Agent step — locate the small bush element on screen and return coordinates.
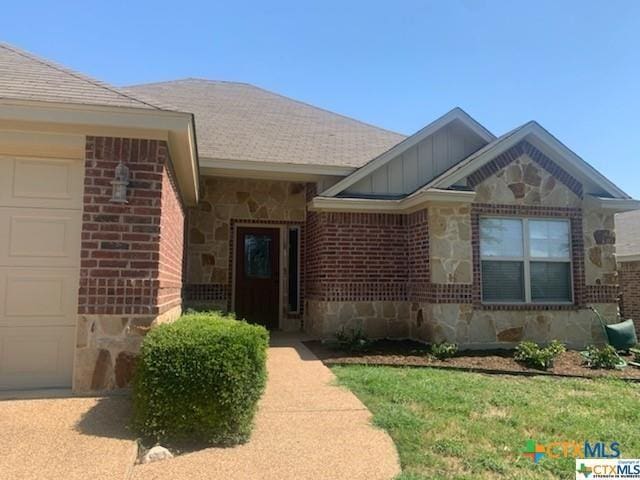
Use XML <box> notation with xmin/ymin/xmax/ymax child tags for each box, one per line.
<box><xmin>133</xmin><ymin>311</ymin><xmax>268</xmax><ymax>446</ymax></box>
<box><xmin>514</xmin><ymin>340</ymin><xmax>566</xmax><ymax>370</ymax></box>
<box><xmin>582</xmin><ymin>345</ymin><xmax>624</xmax><ymax>370</ymax></box>
<box><xmin>430</xmin><ymin>342</ymin><xmax>458</xmax><ymax>360</ymax></box>
<box><xmin>335</xmin><ymin>326</ymin><xmax>371</xmax><ymax>352</ymax></box>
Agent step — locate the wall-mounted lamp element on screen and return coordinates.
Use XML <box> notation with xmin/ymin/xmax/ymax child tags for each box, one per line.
<box><xmin>110</xmin><ymin>162</ymin><xmax>130</xmax><ymax>203</ymax></box>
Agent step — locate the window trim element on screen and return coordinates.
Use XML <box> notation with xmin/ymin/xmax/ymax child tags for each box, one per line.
<box><xmin>480</xmin><ymin>216</ymin><xmax>574</xmax><ymax>305</ymax></box>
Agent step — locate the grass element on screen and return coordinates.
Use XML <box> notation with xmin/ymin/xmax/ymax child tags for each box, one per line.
<box><xmin>332</xmin><ymin>365</ymin><xmax>640</xmax><ymax>480</ymax></box>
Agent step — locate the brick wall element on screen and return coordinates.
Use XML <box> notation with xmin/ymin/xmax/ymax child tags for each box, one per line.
<box><xmin>305</xmin><ymin>211</ymin><xmax>409</xmax><ymax>302</ymax></box>
<box><xmin>158</xmin><ymin>161</ymin><xmax>185</xmax><ymax>314</ymax></box>
<box><xmin>79</xmin><ymin>137</ymin><xmax>184</xmax><ymax>316</ymax></box>
<box><xmin>619</xmin><ymin>260</ymin><xmax>640</xmax><ymax>331</ymax></box>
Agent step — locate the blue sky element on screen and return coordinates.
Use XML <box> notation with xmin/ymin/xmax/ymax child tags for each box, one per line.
<box><xmin>3</xmin><ymin>1</ymin><xmax>639</xmax><ymax>197</ymax></box>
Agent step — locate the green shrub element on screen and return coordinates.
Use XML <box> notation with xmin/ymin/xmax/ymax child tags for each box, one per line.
<box><xmin>430</xmin><ymin>342</ymin><xmax>458</xmax><ymax>360</ymax></box>
<box><xmin>335</xmin><ymin>326</ymin><xmax>371</xmax><ymax>352</ymax></box>
<box><xmin>582</xmin><ymin>345</ymin><xmax>624</xmax><ymax>370</ymax></box>
<box><xmin>133</xmin><ymin>311</ymin><xmax>268</xmax><ymax>446</ymax></box>
<box><xmin>514</xmin><ymin>340</ymin><xmax>566</xmax><ymax>370</ymax></box>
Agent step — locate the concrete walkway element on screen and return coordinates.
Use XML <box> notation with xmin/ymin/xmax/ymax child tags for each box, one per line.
<box><xmin>0</xmin><ymin>393</ymin><xmax>137</xmax><ymax>480</ymax></box>
<box><xmin>132</xmin><ymin>333</ymin><xmax>401</xmax><ymax>480</ymax></box>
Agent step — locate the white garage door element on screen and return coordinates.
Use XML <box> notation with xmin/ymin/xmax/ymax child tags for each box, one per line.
<box><xmin>0</xmin><ymin>155</ymin><xmax>83</xmax><ymax>389</ymax></box>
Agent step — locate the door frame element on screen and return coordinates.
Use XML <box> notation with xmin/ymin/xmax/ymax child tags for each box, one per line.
<box><xmin>231</xmin><ymin>223</ymin><xmax>286</xmax><ymax>329</ymax></box>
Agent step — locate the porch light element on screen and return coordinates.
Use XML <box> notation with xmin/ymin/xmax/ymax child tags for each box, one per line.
<box><xmin>110</xmin><ymin>162</ymin><xmax>130</xmax><ymax>203</ymax></box>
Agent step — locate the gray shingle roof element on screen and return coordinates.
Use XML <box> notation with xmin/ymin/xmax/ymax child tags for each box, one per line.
<box><xmin>616</xmin><ymin>210</ymin><xmax>640</xmax><ymax>257</ymax></box>
<box><xmin>0</xmin><ymin>43</ymin><xmax>160</xmax><ymax>110</ymax></box>
<box><xmin>126</xmin><ymin>79</ymin><xmax>406</xmax><ymax>168</ymax></box>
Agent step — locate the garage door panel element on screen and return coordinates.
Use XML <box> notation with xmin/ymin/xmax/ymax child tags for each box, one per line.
<box><xmin>0</xmin><ymin>326</ymin><xmax>74</xmax><ymax>389</ymax></box>
<box><xmin>0</xmin><ymin>268</ymin><xmax>78</xmax><ymax>326</ymax></box>
<box><xmin>0</xmin><ymin>153</ymin><xmax>82</xmax><ymax>390</ymax></box>
<box><xmin>0</xmin><ymin>156</ymin><xmax>83</xmax><ymax>209</ymax></box>
<box><xmin>0</xmin><ymin>208</ymin><xmax>81</xmax><ymax>267</ymax></box>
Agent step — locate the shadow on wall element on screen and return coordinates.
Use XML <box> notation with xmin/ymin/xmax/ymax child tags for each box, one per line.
<box><xmin>74</xmin><ymin>396</ymin><xmax>135</xmax><ymax>441</ymax></box>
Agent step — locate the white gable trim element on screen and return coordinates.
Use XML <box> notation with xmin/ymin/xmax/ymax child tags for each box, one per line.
<box><xmin>319</xmin><ymin>107</ymin><xmax>495</xmax><ymax>198</ymax></box>
<box><xmin>430</xmin><ymin>122</ymin><xmax>630</xmax><ymax>199</ymax></box>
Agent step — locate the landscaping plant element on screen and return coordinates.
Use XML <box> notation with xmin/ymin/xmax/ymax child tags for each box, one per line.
<box><xmin>335</xmin><ymin>326</ymin><xmax>371</xmax><ymax>352</ymax></box>
<box><xmin>429</xmin><ymin>342</ymin><xmax>458</xmax><ymax>360</ymax></box>
<box><xmin>133</xmin><ymin>311</ymin><xmax>268</xmax><ymax>446</ymax></box>
<box><xmin>514</xmin><ymin>340</ymin><xmax>565</xmax><ymax>370</ymax></box>
<box><xmin>582</xmin><ymin>345</ymin><xmax>626</xmax><ymax>370</ymax></box>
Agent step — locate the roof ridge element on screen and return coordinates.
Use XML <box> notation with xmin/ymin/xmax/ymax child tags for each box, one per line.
<box><xmin>127</xmin><ymin>78</ymin><xmax>254</xmax><ymax>88</ymax></box>
<box><xmin>0</xmin><ymin>42</ymin><xmax>162</xmax><ymax>110</ymax></box>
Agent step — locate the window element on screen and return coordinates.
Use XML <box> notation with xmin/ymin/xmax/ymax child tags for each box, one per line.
<box><xmin>244</xmin><ymin>234</ymin><xmax>273</xmax><ymax>278</ymax></box>
<box><xmin>480</xmin><ymin>218</ymin><xmax>572</xmax><ymax>303</ymax></box>
<box><xmin>287</xmin><ymin>227</ymin><xmax>300</xmax><ymax>313</ymax></box>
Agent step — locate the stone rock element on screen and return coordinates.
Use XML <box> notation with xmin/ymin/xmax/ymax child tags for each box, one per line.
<box><xmin>382</xmin><ymin>302</ymin><xmax>396</xmax><ymax>318</ymax></box>
<box><xmin>236</xmin><ymin>191</ymin><xmax>250</xmax><ymax>203</ymax></box>
<box><xmin>355</xmin><ymin>302</ymin><xmax>374</xmax><ymax>317</ymax></box>
<box><xmin>508</xmin><ymin>182</ymin><xmax>526</xmax><ymax>199</ymax></box>
<box><xmin>142</xmin><ymin>446</ymin><xmax>174</xmax><ymax>464</ymax></box>
<box><xmin>99</xmin><ymin>317</ymin><xmax>127</xmax><ymax>336</ymax></box>
<box><xmin>91</xmin><ymin>349</ymin><xmax>113</xmax><ymax>390</ymax></box>
<box><xmin>202</xmin><ymin>254</ymin><xmax>215</xmax><ymax>266</ymax></box>
<box><xmin>214</xmin><ymin>225</ymin><xmax>228</xmax><ymax>241</ymax></box>
<box><xmin>197</xmin><ymin>201</ymin><xmax>212</xmax><ymax>212</ymax></box>
<box><xmin>593</xmin><ymin>229</ymin><xmax>615</xmax><ymax>245</ymax></box>
<box><xmin>497</xmin><ymin>327</ymin><xmax>523</xmax><ymax>342</ymax></box>
<box><xmin>453</xmin><ymin>261</ymin><xmax>471</xmax><ymax>283</ymax></box>
<box><xmin>523</xmin><ymin>163</ymin><xmax>542</xmax><ymax>186</ymax></box>
<box><xmin>115</xmin><ymin>352</ymin><xmax>137</xmax><ymax>388</ymax></box>
<box><xmin>505</xmin><ymin>164</ymin><xmax>522</xmax><ymax>183</ymax></box>
<box><xmin>541</xmin><ymin>176</ymin><xmax>556</xmax><ymax>195</ymax></box>
<box><xmin>588</xmin><ymin>246</ymin><xmax>602</xmax><ymax>268</ymax></box>
<box><xmin>190</xmin><ymin>228</ymin><xmax>205</xmax><ymax>244</ymax></box>
<box><xmin>214</xmin><ymin>205</ymin><xmax>230</xmax><ymax>220</ymax></box>
<box><xmin>524</xmin><ymin>190</ymin><xmax>541</xmax><ymax>205</ymax></box>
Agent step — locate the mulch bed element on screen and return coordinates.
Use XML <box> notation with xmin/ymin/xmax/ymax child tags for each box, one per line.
<box><xmin>304</xmin><ymin>340</ymin><xmax>640</xmax><ymax>381</ymax></box>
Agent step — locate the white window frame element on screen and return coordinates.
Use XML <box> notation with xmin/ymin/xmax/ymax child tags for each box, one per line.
<box><xmin>480</xmin><ymin>217</ymin><xmax>573</xmax><ymax>305</ymax></box>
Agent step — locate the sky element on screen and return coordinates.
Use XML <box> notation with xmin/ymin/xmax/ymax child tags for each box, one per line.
<box><xmin>2</xmin><ymin>1</ymin><xmax>640</xmax><ymax>197</ymax></box>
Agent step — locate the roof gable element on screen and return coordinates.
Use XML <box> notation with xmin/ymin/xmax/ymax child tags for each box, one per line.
<box><xmin>0</xmin><ymin>43</ymin><xmax>159</xmax><ymax>110</ymax></box>
<box><xmin>423</xmin><ymin>121</ymin><xmax>629</xmax><ymax>199</ymax></box>
<box><xmin>321</xmin><ymin>108</ymin><xmax>495</xmax><ymax>197</ymax></box>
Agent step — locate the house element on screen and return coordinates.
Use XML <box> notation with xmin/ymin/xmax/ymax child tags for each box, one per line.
<box><xmin>616</xmin><ymin>210</ymin><xmax>640</xmax><ymax>331</ymax></box>
<box><xmin>0</xmin><ymin>43</ymin><xmax>638</xmax><ymax>392</ymax></box>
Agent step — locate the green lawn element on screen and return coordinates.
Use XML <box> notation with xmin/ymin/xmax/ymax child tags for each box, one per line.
<box><xmin>332</xmin><ymin>365</ymin><xmax>640</xmax><ymax>480</ymax></box>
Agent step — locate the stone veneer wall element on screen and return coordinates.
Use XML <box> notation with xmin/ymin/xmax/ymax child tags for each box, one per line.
<box><xmin>619</xmin><ymin>260</ymin><xmax>640</xmax><ymax>333</ymax></box>
<box><xmin>408</xmin><ymin>141</ymin><xmax>618</xmax><ymax>348</ymax></box>
<box><xmin>184</xmin><ymin>176</ymin><xmax>306</xmax><ymax>329</ymax></box>
<box><xmin>74</xmin><ymin>137</ymin><xmax>184</xmax><ymax>391</ymax></box>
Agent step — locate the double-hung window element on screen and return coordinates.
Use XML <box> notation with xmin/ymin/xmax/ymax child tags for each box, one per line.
<box><xmin>480</xmin><ymin>217</ymin><xmax>572</xmax><ymax>303</ymax></box>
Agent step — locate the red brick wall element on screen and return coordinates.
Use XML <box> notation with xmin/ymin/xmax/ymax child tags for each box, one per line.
<box><xmin>79</xmin><ymin>137</ymin><xmax>184</xmax><ymax>316</ymax></box>
<box><xmin>158</xmin><ymin>162</ymin><xmax>185</xmax><ymax>314</ymax></box>
<box><xmin>305</xmin><ymin>211</ymin><xmax>409</xmax><ymax>301</ymax></box>
<box><xmin>619</xmin><ymin>260</ymin><xmax>640</xmax><ymax>331</ymax></box>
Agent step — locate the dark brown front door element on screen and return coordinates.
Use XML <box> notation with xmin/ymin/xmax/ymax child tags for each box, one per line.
<box><xmin>235</xmin><ymin>227</ymin><xmax>280</xmax><ymax>329</ymax></box>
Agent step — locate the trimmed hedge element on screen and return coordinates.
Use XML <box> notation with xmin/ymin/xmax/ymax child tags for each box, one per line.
<box><xmin>133</xmin><ymin>311</ymin><xmax>268</xmax><ymax>445</ymax></box>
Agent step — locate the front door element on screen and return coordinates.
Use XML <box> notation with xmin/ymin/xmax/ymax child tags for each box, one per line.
<box><xmin>235</xmin><ymin>227</ymin><xmax>280</xmax><ymax>329</ymax></box>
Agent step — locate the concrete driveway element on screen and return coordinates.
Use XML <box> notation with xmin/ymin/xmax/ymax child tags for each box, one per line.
<box><xmin>0</xmin><ymin>393</ymin><xmax>137</xmax><ymax>480</ymax></box>
<box><xmin>0</xmin><ymin>334</ymin><xmax>400</xmax><ymax>480</ymax></box>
